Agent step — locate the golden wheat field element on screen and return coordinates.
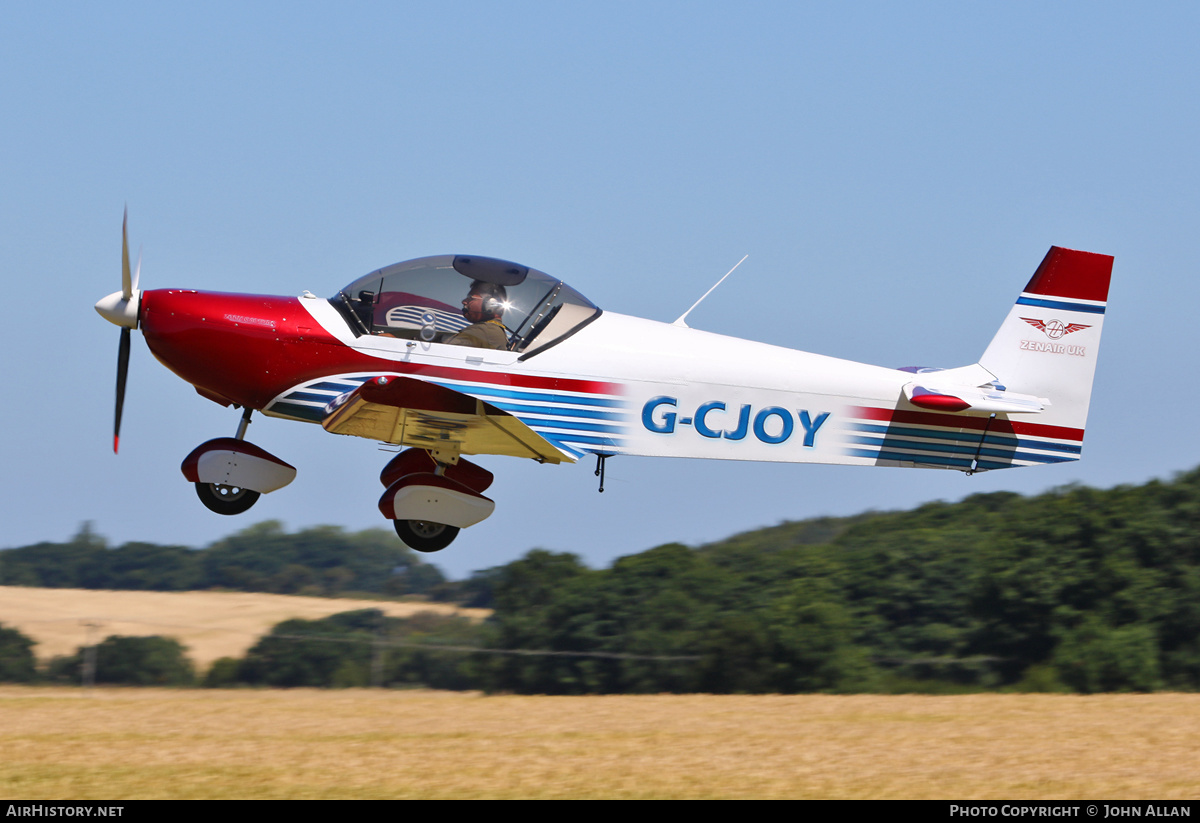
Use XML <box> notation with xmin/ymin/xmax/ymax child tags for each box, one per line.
<box><xmin>0</xmin><ymin>586</ymin><xmax>487</xmax><ymax>667</ymax></box>
<box><xmin>1</xmin><ymin>687</ymin><xmax>1198</xmax><ymax>799</ymax></box>
<box><xmin>2</xmin><ymin>588</ymin><xmax>1199</xmax><ymax>798</ymax></box>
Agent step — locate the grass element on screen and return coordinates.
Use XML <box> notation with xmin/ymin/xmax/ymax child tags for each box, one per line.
<box><xmin>2</xmin><ymin>688</ymin><xmax>1198</xmax><ymax>799</ymax></box>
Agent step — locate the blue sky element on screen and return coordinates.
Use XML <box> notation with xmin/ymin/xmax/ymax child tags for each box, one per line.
<box><xmin>3</xmin><ymin>2</ymin><xmax>1198</xmax><ymax>578</ymax></box>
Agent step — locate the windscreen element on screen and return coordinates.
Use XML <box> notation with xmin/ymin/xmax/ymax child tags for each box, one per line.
<box><xmin>333</xmin><ymin>255</ymin><xmax>599</xmax><ymax>353</ymax></box>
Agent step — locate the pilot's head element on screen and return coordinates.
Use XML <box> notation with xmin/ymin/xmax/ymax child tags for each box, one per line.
<box><xmin>462</xmin><ymin>280</ymin><xmax>507</xmax><ymax>323</ymax></box>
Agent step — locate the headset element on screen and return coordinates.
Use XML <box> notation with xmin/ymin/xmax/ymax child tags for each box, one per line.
<box><xmin>468</xmin><ymin>280</ymin><xmax>507</xmax><ymax>320</ymax></box>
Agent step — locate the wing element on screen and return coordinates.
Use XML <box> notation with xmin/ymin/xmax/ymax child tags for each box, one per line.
<box><xmin>321</xmin><ymin>375</ymin><xmax>570</xmax><ymax>463</ymax></box>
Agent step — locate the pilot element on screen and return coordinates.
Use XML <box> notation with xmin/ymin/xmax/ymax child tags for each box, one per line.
<box><xmin>445</xmin><ymin>280</ymin><xmax>510</xmax><ymax>350</ymax></box>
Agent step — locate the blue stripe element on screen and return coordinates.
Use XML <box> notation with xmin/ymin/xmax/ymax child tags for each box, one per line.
<box><xmin>286</xmin><ymin>391</ymin><xmax>344</xmax><ymax>404</ymax></box>
<box><xmin>846</xmin><ymin>422</ymin><xmax>1082</xmax><ymax>455</ymax></box>
<box><xmin>1006</xmin><ymin>451</ymin><xmax>1076</xmax><ymax>464</ymax></box>
<box><xmin>308</xmin><ymin>378</ymin><xmax>370</xmax><ymax>392</ymax></box>
<box><xmin>1016</xmin><ymin>296</ymin><xmax>1106</xmax><ymax>315</ymax></box>
<box><xmin>844</xmin><ymin>447</ymin><xmax>975</xmax><ymax>469</ymax></box>
<box><xmin>847</xmin><ymin>439</ymin><xmax>1077</xmax><ymax>466</ymax></box>
<box><xmin>538</xmin><ymin>432</ymin><xmax>624</xmax><ymax>448</ymax></box>
<box><xmin>540</xmin><ymin>437</ymin><xmax>584</xmax><ymax>458</ymax></box>
<box><xmin>975</xmin><ymin>459</ymin><xmax>1023</xmax><ymax>470</ymax></box>
<box><xmin>269</xmin><ymin>401</ymin><xmax>326</xmax><ymax>422</ymax></box>
<box><xmin>490</xmin><ymin>401</ymin><xmax>628</xmax><ymax>421</ymax></box>
<box><xmin>297</xmin><ymin>376</ymin><xmax>625</xmax><ymax>410</ymax></box>
<box><xmin>845</xmin><ymin>434</ymin><xmax>994</xmax><ymax>457</ymax></box>
<box><xmin>848</xmin><ymin>422</ymin><xmax>1016</xmax><ymax>448</ymax></box>
<box><xmin>974</xmin><ymin>455</ymin><xmax>1072</xmax><ymax>469</ymax></box>
<box><xmin>845</xmin><ymin>446</ymin><xmax>1070</xmax><ymax>469</ymax></box>
<box><xmin>516</xmin><ymin>417</ymin><xmax>625</xmax><ymax>435</ymax></box>
<box><xmin>434</xmin><ymin>382</ymin><xmax>624</xmax><ymax>408</ymax></box>
<box><xmin>536</xmin><ymin>431</ymin><xmax>625</xmax><ymax>458</ymax></box>
<box><xmin>1005</xmin><ymin>438</ymin><xmax>1081</xmax><ymax>455</ymax></box>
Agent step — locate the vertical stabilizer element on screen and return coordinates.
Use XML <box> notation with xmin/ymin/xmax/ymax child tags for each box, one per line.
<box><xmin>979</xmin><ymin>247</ymin><xmax>1113</xmax><ymax>434</ymax></box>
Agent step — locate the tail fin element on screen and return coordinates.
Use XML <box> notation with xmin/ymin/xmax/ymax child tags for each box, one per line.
<box><xmin>978</xmin><ymin>246</ymin><xmax>1113</xmax><ymax>435</ymax></box>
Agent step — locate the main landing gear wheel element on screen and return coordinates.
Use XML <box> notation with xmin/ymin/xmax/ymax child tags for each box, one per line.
<box><xmin>393</xmin><ymin>519</ymin><xmax>459</xmax><ymax>552</ymax></box>
<box><xmin>195</xmin><ymin>482</ymin><xmax>261</xmax><ymax>515</ymax></box>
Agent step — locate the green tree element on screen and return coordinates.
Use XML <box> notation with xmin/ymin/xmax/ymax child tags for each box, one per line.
<box><xmin>1053</xmin><ymin>617</ymin><xmax>1162</xmax><ymax>693</ymax></box>
<box><xmin>766</xmin><ymin>580</ymin><xmax>876</xmax><ymax>692</ymax></box>
<box><xmin>89</xmin><ymin>636</ymin><xmax>195</xmax><ymax>686</ymax></box>
<box><xmin>202</xmin><ymin>521</ymin><xmax>443</xmax><ymax>594</ymax></box>
<box><xmin>238</xmin><ymin>610</ymin><xmax>382</xmax><ymax>687</ymax></box>
<box><xmin>697</xmin><ymin>615</ymin><xmax>774</xmax><ymax>693</ymax></box>
<box><xmin>0</xmin><ymin>623</ymin><xmax>37</xmax><ymax>683</ymax></box>
<box><xmin>482</xmin><ymin>550</ymin><xmax>595</xmax><ymax>693</ymax></box>
<box><xmin>202</xmin><ymin>657</ymin><xmax>241</xmax><ymax>688</ymax></box>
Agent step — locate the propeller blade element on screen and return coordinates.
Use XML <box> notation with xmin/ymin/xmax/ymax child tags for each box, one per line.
<box><xmin>114</xmin><ymin>327</ymin><xmax>130</xmax><ymax>453</ymax></box>
<box><xmin>121</xmin><ymin>209</ymin><xmax>132</xmax><ymax>300</ymax></box>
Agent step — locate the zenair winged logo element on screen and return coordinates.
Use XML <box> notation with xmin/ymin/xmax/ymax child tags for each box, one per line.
<box><xmin>1021</xmin><ymin>317</ymin><xmax>1091</xmax><ymax>340</ymax></box>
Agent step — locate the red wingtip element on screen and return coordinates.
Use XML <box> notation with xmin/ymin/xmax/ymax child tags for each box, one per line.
<box><xmin>1023</xmin><ymin>246</ymin><xmax>1113</xmax><ymax>302</ymax></box>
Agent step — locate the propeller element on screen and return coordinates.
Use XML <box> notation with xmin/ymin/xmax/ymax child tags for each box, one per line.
<box><xmin>95</xmin><ymin>210</ymin><xmax>142</xmax><ymax>453</ymax></box>
<box><xmin>113</xmin><ymin>330</ymin><xmax>129</xmax><ymax>451</ymax></box>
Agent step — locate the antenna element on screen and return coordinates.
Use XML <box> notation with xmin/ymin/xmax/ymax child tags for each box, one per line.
<box><xmin>672</xmin><ymin>254</ymin><xmax>749</xmax><ymax>327</ymax></box>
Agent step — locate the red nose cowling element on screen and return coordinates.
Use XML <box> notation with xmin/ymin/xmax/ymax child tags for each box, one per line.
<box><xmin>139</xmin><ymin>289</ymin><xmax>357</xmax><ymax>409</ymax></box>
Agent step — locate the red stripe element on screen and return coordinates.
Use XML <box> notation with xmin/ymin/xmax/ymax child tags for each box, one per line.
<box><xmin>142</xmin><ymin>288</ymin><xmax>624</xmax><ymax>408</ymax></box>
<box><xmin>1023</xmin><ymin>246</ymin><xmax>1113</xmax><ymax>303</ymax></box>
<box><xmin>385</xmin><ymin>360</ymin><xmax>623</xmax><ymax>396</ymax></box>
<box><xmin>850</xmin><ymin>406</ymin><xmax>1084</xmax><ymax>441</ymax></box>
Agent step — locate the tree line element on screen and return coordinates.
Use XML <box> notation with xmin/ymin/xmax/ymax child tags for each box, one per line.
<box><xmin>0</xmin><ymin>520</ymin><xmax>446</xmax><ymax>597</ymax></box>
<box><xmin>4</xmin><ymin>466</ymin><xmax>1200</xmax><ymax>693</ymax></box>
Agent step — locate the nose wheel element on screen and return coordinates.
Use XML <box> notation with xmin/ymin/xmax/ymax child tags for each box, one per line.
<box><xmin>393</xmin><ymin>519</ymin><xmax>459</xmax><ymax>552</ymax></box>
<box><xmin>195</xmin><ymin>482</ymin><xmax>261</xmax><ymax>515</ymax></box>
<box><xmin>183</xmin><ymin>410</ymin><xmax>296</xmax><ymax>517</ymax></box>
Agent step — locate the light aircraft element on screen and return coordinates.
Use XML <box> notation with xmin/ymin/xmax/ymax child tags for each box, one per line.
<box><xmin>96</xmin><ymin>214</ymin><xmax>1113</xmax><ymax>552</ymax></box>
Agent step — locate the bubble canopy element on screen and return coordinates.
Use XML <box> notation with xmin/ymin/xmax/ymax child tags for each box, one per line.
<box><xmin>332</xmin><ymin>255</ymin><xmax>601</xmax><ymax>354</ymax></box>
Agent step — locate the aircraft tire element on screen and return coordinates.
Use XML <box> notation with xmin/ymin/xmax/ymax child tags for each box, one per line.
<box><xmin>393</xmin><ymin>519</ymin><xmax>459</xmax><ymax>552</ymax></box>
<box><xmin>194</xmin><ymin>482</ymin><xmax>261</xmax><ymax>515</ymax></box>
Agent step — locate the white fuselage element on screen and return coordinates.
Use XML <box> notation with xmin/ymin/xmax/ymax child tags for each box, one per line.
<box><xmin>279</xmin><ymin>296</ymin><xmax>944</xmax><ymax>468</ymax></box>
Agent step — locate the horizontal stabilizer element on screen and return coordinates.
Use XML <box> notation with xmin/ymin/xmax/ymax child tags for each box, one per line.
<box><xmin>904</xmin><ymin>382</ymin><xmax>1048</xmax><ymax>414</ymax></box>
